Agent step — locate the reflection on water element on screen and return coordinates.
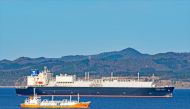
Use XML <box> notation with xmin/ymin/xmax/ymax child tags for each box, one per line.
<box><xmin>0</xmin><ymin>88</ymin><xmax>190</xmax><ymax>109</ymax></box>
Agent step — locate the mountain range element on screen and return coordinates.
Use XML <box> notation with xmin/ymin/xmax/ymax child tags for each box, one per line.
<box><xmin>0</xmin><ymin>48</ymin><xmax>190</xmax><ymax>86</ymax></box>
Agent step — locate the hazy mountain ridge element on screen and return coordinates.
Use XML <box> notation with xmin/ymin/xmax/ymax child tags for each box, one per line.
<box><xmin>0</xmin><ymin>48</ymin><xmax>190</xmax><ymax>85</ymax></box>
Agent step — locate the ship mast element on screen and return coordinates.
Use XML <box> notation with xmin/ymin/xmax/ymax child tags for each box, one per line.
<box><xmin>52</xmin><ymin>95</ymin><xmax>54</xmax><ymax>101</ymax></box>
<box><xmin>111</xmin><ymin>72</ymin><xmax>113</xmax><ymax>79</ymax></box>
<box><xmin>77</xmin><ymin>93</ymin><xmax>80</xmax><ymax>103</ymax></box>
<box><xmin>85</xmin><ymin>72</ymin><xmax>90</xmax><ymax>80</ymax></box>
<box><xmin>33</xmin><ymin>88</ymin><xmax>36</xmax><ymax>96</ymax></box>
<box><xmin>152</xmin><ymin>73</ymin><xmax>155</xmax><ymax>82</ymax></box>
<box><xmin>137</xmin><ymin>72</ymin><xmax>140</xmax><ymax>82</ymax></box>
<box><xmin>69</xmin><ymin>95</ymin><xmax>72</xmax><ymax>101</ymax></box>
<box><xmin>85</xmin><ymin>72</ymin><xmax>87</xmax><ymax>80</ymax></box>
<box><xmin>87</xmin><ymin>72</ymin><xmax>90</xmax><ymax>80</ymax></box>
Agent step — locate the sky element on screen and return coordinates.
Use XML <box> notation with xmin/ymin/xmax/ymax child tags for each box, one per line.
<box><xmin>0</xmin><ymin>0</ymin><xmax>190</xmax><ymax>60</ymax></box>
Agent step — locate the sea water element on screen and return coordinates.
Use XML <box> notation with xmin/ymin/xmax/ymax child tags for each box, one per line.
<box><xmin>0</xmin><ymin>88</ymin><xmax>190</xmax><ymax>109</ymax></box>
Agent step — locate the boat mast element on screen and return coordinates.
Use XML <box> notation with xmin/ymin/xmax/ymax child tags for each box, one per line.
<box><xmin>70</xmin><ymin>95</ymin><xmax>72</xmax><ymax>101</ymax></box>
<box><xmin>33</xmin><ymin>88</ymin><xmax>36</xmax><ymax>96</ymax></box>
<box><xmin>77</xmin><ymin>93</ymin><xmax>80</xmax><ymax>103</ymax></box>
<box><xmin>52</xmin><ymin>95</ymin><xmax>54</xmax><ymax>101</ymax></box>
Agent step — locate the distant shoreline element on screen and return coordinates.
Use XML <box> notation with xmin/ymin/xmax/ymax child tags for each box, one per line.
<box><xmin>0</xmin><ymin>86</ymin><xmax>19</xmax><ymax>88</ymax></box>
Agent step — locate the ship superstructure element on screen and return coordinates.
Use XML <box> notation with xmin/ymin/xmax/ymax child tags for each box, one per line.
<box><xmin>27</xmin><ymin>67</ymin><xmax>52</xmax><ymax>86</ymax></box>
<box><xmin>16</xmin><ymin>67</ymin><xmax>174</xmax><ymax>97</ymax></box>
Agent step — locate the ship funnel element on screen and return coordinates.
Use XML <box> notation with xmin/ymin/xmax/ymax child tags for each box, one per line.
<box><xmin>31</xmin><ymin>69</ymin><xmax>39</xmax><ymax>76</ymax></box>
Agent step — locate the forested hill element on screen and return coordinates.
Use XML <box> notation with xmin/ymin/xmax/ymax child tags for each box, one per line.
<box><xmin>0</xmin><ymin>48</ymin><xmax>190</xmax><ymax>86</ymax></box>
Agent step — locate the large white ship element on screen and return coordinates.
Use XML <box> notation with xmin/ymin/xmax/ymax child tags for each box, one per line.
<box><xmin>16</xmin><ymin>67</ymin><xmax>174</xmax><ymax>97</ymax></box>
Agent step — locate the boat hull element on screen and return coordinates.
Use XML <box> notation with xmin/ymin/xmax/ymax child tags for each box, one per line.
<box><xmin>20</xmin><ymin>102</ymin><xmax>90</xmax><ymax>108</ymax></box>
<box><xmin>16</xmin><ymin>86</ymin><xmax>174</xmax><ymax>97</ymax></box>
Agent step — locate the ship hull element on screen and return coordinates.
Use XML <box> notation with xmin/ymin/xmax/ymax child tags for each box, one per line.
<box><xmin>16</xmin><ymin>87</ymin><xmax>174</xmax><ymax>97</ymax></box>
<box><xmin>20</xmin><ymin>102</ymin><xmax>90</xmax><ymax>108</ymax></box>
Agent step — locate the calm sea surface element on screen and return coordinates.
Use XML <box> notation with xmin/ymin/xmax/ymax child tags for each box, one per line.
<box><xmin>0</xmin><ymin>88</ymin><xmax>190</xmax><ymax>109</ymax></box>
